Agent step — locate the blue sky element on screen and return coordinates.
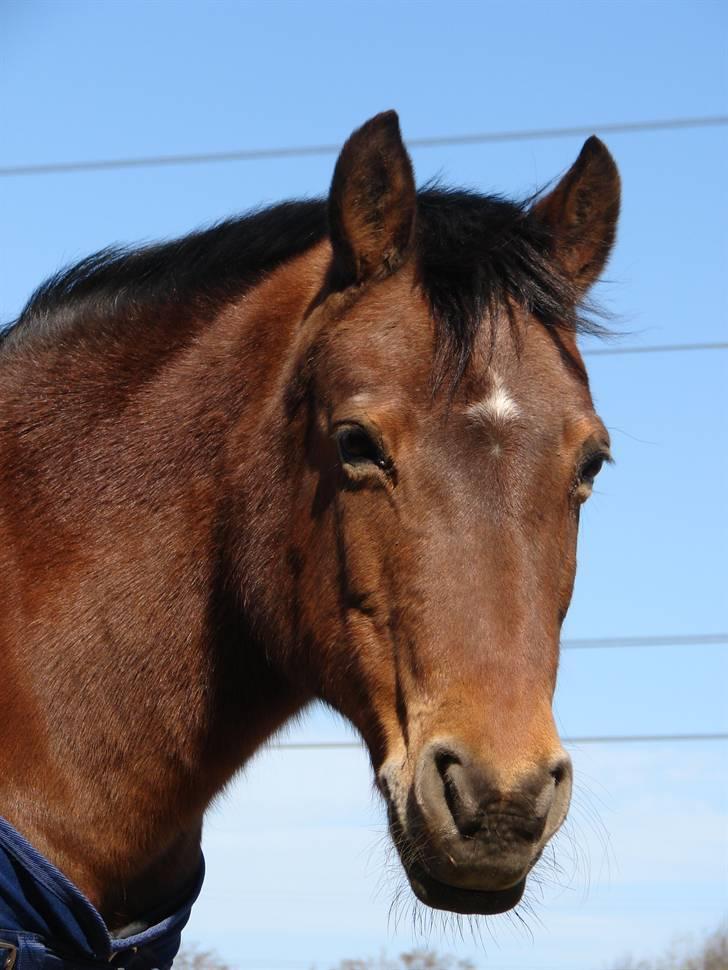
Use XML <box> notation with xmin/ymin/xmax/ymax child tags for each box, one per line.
<box><xmin>2</xmin><ymin>1</ymin><xmax>726</xmax><ymax>967</ymax></box>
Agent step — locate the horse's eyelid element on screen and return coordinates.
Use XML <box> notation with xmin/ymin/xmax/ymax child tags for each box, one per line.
<box><xmin>333</xmin><ymin>421</ymin><xmax>386</xmax><ymax>451</ymax></box>
<box><xmin>583</xmin><ymin>448</ymin><xmax>613</xmax><ymax>469</ymax></box>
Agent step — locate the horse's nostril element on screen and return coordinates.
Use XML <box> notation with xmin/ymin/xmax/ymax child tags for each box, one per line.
<box><xmin>426</xmin><ymin>745</ymin><xmax>489</xmax><ymax>839</ymax></box>
<box><xmin>549</xmin><ymin>752</ymin><xmax>572</xmax><ymax>788</ymax></box>
<box><xmin>441</xmin><ymin>769</ymin><xmax>459</xmax><ymax>823</ymax></box>
<box><xmin>434</xmin><ymin>749</ymin><xmax>461</xmax><ymax>776</ymax></box>
<box><xmin>434</xmin><ymin>750</ymin><xmax>473</xmax><ymax>834</ymax></box>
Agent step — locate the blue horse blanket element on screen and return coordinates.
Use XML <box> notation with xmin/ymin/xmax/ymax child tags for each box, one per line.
<box><xmin>0</xmin><ymin>817</ymin><xmax>204</xmax><ymax>969</ymax></box>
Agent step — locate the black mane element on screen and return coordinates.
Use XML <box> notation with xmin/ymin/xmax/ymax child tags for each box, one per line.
<box><xmin>6</xmin><ymin>187</ymin><xmax>601</xmax><ymax>376</ymax></box>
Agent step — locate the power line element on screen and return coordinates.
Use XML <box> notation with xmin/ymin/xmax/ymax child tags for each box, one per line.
<box><xmin>582</xmin><ymin>340</ymin><xmax>728</xmax><ymax>357</ymax></box>
<box><xmin>1</xmin><ymin>114</ymin><xmax>726</xmax><ymax>178</ymax></box>
<box><xmin>562</xmin><ymin>632</ymin><xmax>727</xmax><ymax>649</ymax></box>
<box><xmin>268</xmin><ymin>733</ymin><xmax>728</xmax><ymax>752</ymax></box>
<box><xmin>564</xmin><ymin>733</ymin><xmax>728</xmax><ymax>745</ymax></box>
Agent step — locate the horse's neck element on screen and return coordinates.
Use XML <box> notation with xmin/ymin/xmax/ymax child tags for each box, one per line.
<box><xmin>0</xmin><ymin>248</ymin><xmax>326</xmax><ymax>926</ymax></box>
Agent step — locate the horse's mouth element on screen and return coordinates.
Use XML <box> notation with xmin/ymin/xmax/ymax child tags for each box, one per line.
<box><xmin>405</xmin><ymin>859</ymin><xmax>527</xmax><ymax>915</ymax></box>
<box><xmin>384</xmin><ymin>794</ymin><xmax>533</xmax><ymax>916</ymax></box>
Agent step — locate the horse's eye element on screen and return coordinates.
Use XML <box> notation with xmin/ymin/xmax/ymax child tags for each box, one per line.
<box><xmin>580</xmin><ymin>454</ymin><xmax>605</xmax><ymax>486</ymax></box>
<box><xmin>574</xmin><ymin>450</ymin><xmax>610</xmax><ymax>502</ymax></box>
<box><xmin>335</xmin><ymin>425</ymin><xmax>388</xmax><ymax>471</ymax></box>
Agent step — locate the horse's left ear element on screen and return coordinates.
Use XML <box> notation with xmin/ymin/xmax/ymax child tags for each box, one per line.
<box><xmin>328</xmin><ymin>110</ymin><xmax>417</xmax><ymax>288</ymax></box>
<box><xmin>532</xmin><ymin>136</ymin><xmax>620</xmax><ymax>295</ymax></box>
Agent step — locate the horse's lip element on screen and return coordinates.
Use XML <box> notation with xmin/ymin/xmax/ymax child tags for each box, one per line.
<box><xmin>406</xmin><ymin>862</ymin><xmax>527</xmax><ymax>916</ymax></box>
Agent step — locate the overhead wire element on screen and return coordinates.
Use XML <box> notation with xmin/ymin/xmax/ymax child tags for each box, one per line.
<box><xmin>1</xmin><ymin>114</ymin><xmax>726</xmax><ymax>178</ymax></box>
<box><xmin>561</xmin><ymin>632</ymin><xmax>727</xmax><ymax>649</ymax></box>
<box><xmin>268</xmin><ymin>733</ymin><xmax>728</xmax><ymax>752</ymax></box>
<box><xmin>582</xmin><ymin>341</ymin><xmax>728</xmax><ymax>356</ymax></box>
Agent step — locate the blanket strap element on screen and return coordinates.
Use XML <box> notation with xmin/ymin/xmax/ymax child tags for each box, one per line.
<box><xmin>0</xmin><ymin>941</ymin><xmax>16</xmax><ymax>970</ymax></box>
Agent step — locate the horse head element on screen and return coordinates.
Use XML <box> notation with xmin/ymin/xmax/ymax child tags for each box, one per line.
<box><xmin>250</xmin><ymin>112</ymin><xmax>619</xmax><ymax>915</ymax></box>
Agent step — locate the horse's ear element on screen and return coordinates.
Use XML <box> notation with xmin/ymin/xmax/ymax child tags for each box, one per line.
<box><xmin>532</xmin><ymin>136</ymin><xmax>620</xmax><ymax>295</ymax></box>
<box><xmin>328</xmin><ymin>110</ymin><xmax>417</xmax><ymax>288</ymax></box>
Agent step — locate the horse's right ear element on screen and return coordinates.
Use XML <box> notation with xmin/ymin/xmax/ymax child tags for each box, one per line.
<box><xmin>328</xmin><ymin>111</ymin><xmax>417</xmax><ymax>289</ymax></box>
<box><xmin>532</xmin><ymin>136</ymin><xmax>620</xmax><ymax>296</ymax></box>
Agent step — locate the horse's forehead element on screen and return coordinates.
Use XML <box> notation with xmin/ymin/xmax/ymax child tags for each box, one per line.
<box><xmin>320</xmin><ymin>281</ymin><xmax>594</xmax><ymax>426</ymax></box>
<box><xmin>460</xmin><ymin>316</ymin><xmax>595</xmax><ymax>421</ymax></box>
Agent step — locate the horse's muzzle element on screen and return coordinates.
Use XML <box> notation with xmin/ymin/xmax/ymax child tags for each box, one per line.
<box><xmin>379</xmin><ymin>739</ymin><xmax>572</xmax><ymax>916</ymax></box>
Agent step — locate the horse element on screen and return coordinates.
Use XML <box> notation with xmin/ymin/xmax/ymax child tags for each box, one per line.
<box><xmin>0</xmin><ymin>111</ymin><xmax>619</xmax><ymax>968</ymax></box>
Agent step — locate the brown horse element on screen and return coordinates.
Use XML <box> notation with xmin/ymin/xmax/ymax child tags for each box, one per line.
<box><xmin>0</xmin><ymin>112</ymin><xmax>619</xmax><ymax>944</ymax></box>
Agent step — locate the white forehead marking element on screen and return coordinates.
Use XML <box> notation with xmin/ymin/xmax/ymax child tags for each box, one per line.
<box><xmin>466</xmin><ymin>372</ymin><xmax>520</xmax><ymax>426</ymax></box>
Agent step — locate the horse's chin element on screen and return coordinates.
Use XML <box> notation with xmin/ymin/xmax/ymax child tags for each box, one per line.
<box><xmin>404</xmin><ymin>861</ymin><xmax>527</xmax><ymax>916</ymax></box>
